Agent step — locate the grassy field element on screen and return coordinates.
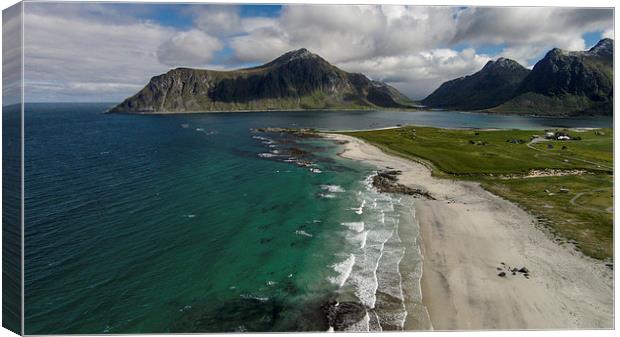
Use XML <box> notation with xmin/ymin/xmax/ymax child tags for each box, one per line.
<box><xmin>348</xmin><ymin>126</ymin><xmax>612</xmax><ymax>174</ymax></box>
<box><xmin>346</xmin><ymin>126</ymin><xmax>613</xmax><ymax>260</ymax></box>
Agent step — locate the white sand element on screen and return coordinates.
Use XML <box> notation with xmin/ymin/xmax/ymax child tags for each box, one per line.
<box><xmin>324</xmin><ymin>133</ymin><xmax>613</xmax><ymax>330</ymax></box>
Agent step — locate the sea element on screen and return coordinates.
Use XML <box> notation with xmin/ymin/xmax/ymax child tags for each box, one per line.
<box><xmin>21</xmin><ymin>103</ymin><xmax>612</xmax><ymax>334</ymax></box>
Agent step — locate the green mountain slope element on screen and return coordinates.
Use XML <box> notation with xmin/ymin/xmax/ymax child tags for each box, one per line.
<box><xmin>110</xmin><ymin>49</ymin><xmax>413</xmax><ymax>113</ymax></box>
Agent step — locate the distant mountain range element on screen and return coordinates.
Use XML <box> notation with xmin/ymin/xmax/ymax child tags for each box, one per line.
<box><xmin>110</xmin><ymin>48</ymin><xmax>413</xmax><ymax>113</ymax></box>
<box><xmin>111</xmin><ymin>39</ymin><xmax>613</xmax><ymax>116</ymax></box>
<box><xmin>422</xmin><ymin>38</ymin><xmax>613</xmax><ymax>116</ymax></box>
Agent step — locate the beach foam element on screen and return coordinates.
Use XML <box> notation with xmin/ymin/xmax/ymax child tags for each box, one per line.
<box><xmin>341</xmin><ymin>221</ymin><xmax>365</xmax><ymax>233</ymax></box>
<box><xmin>295</xmin><ymin>230</ymin><xmax>313</xmax><ymax>237</ymax></box>
<box><xmin>329</xmin><ymin>254</ymin><xmax>356</xmax><ymax>288</ymax></box>
<box><xmin>321</xmin><ymin>185</ymin><xmax>346</xmax><ymax>193</ymax></box>
<box><xmin>258</xmin><ymin>153</ymin><xmax>278</xmax><ymax>158</ymax></box>
<box><xmin>329</xmin><ymin>172</ymin><xmax>420</xmax><ymax>331</ymax></box>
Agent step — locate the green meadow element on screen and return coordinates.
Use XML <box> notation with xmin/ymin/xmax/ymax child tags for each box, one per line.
<box><xmin>346</xmin><ymin>127</ymin><xmax>613</xmax><ymax>260</ymax></box>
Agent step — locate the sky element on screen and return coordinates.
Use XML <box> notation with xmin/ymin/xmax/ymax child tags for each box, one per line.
<box><xmin>5</xmin><ymin>2</ymin><xmax>615</xmax><ymax>102</ymax></box>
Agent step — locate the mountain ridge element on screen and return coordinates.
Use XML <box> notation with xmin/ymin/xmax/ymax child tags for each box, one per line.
<box><xmin>420</xmin><ymin>57</ymin><xmax>531</xmax><ymax>111</ymax></box>
<box><xmin>423</xmin><ymin>38</ymin><xmax>613</xmax><ymax>116</ymax></box>
<box><xmin>110</xmin><ymin>48</ymin><xmax>413</xmax><ymax>113</ymax></box>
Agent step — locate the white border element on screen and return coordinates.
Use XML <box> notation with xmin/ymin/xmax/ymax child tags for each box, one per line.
<box><xmin>0</xmin><ymin>1</ymin><xmax>617</xmax><ymax>337</ymax></box>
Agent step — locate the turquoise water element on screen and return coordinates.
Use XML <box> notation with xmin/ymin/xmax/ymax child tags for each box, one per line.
<box><xmin>23</xmin><ymin>104</ymin><xmax>612</xmax><ymax>334</ymax></box>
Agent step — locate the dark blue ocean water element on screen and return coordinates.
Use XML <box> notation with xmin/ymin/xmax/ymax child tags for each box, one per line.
<box><xmin>22</xmin><ymin>103</ymin><xmax>612</xmax><ymax>334</ymax></box>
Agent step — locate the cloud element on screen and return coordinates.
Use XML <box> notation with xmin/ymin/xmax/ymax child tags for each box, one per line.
<box><xmin>231</xmin><ymin>5</ymin><xmax>458</xmax><ymax>65</ymax></box>
<box><xmin>194</xmin><ymin>5</ymin><xmax>243</xmax><ymax>37</ymax></box>
<box><xmin>453</xmin><ymin>7</ymin><xmax>612</xmax><ymax>64</ymax></box>
<box><xmin>19</xmin><ymin>3</ymin><xmax>614</xmax><ymax>102</ymax></box>
<box><xmin>157</xmin><ymin>30</ymin><xmax>223</xmax><ymax>67</ymax></box>
<box><xmin>337</xmin><ymin>48</ymin><xmax>491</xmax><ymax>99</ymax></box>
<box><xmin>602</xmin><ymin>28</ymin><xmax>614</xmax><ymax>39</ymax></box>
<box><xmin>22</xmin><ymin>3</ymin><xmax>181</xmax><ymax>102</ymax></box>
<box><xmin>227</xmin><ymin>5</ymin><xmax>612</xmax><ymax>98</ymax></box>
<box><xmin>2</xmin><ymin>3</ymin><xmax>22</xmax><ymax>105</ymax></box>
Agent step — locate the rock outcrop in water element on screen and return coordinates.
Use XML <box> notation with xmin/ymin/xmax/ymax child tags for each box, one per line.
<box><xmin>322</xmin><ymin>300</ymin><xmax>368</xmax><ymax>331</ymax></box>
<box><xmin>372</xmin><ymin>170</ymin><xmax>435</xmax><ymax>199</ymax></box>
<box><xmin>109</xmin><ymin>49</ymin><xmax>414</xmax><ymax>113</ymax></box>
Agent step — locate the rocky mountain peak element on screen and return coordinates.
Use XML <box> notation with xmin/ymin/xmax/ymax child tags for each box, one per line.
<box><xmin>587</xmin><ymin>38</ymin><xmax>613</xmax><ymax>58</ymax></box>
<box><xmin>482</xmin><ymin>57</ymin><xmax>525</xmax><ymax>72</ymax></box>
<box><xmin>268</xmin><ymin>48</ymin><xmax>321</xmax><ymax>66</ymax></box>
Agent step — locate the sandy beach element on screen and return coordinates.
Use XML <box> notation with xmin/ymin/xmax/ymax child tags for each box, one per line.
<box><xmin>324</xmin><ymin>133</ymin><xmax>613</xmax><ymax>330</ymax></box>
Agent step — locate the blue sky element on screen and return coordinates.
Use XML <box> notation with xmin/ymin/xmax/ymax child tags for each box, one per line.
<box><xmin>7</xmin><ymin>3</ymin><xmax>613</xmax><ymax>102</ymax></box>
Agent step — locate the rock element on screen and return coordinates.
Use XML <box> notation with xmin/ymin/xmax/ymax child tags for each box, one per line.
<box><xmin>288</xmin><ymin>147</ymin><xmax>311</xmax><ymax>157</ymax></box>
<box><xmin>372</xmin><ymin>170</ymin><xmax>435</xmax><ymax>199</ymax></box>
<box><xmin>322</xmin><ymin>300</ymin><xmax>368</xmax><ymax>331</ymax></box>
<box><xmin>498</xmin><ymin>272</ymin><xmax>506</xmax><ymax>277</ymax></box>
<box><xmin>518</xmin><ymin>267</ymin><xmax>529</xmax><ymax>273</ymax></box>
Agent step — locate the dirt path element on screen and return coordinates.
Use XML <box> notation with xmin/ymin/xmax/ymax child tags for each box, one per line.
<box><xmin>569</xmin><ymin>188</ymin><xmax>613</xmax><ymax>214</ymax></box>
<box><xmin>526</xmin><ymin>138</ymin><xmax>612</xmax><ymax>170</ymax></box>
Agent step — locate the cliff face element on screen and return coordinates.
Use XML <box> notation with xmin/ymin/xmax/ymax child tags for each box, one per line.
<box><xmin>423</xmin><ymin>38</ymin><xmax>614</xmax><ymax>116</ymax></box>
<box><xmin>110</xmin><ymin>49</ymin><xmax>413</xmax><ymax>113</ymax></box>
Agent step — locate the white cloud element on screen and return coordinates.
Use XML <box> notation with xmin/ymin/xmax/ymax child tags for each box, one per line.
<box><xmin>453</xmin><ymin>7</ymin><xmax>612</xmax><ymax>64</ymax></box>
<box><xmin>228</xmin><ymin>5</ymin><xmax>612</xmax><ymax>98</ymax></box>
<box><xmin>2</xmin><ymin>3</ymin><xmax>22</xmax><ymax>105</ymax></box>
<box><xmin>19</xmin><ymin>3</ymin><xmax>614</xmax><ymax>102</ymax></box>
<box><xmin>337</xmin><ymin>48</ymin><xmax>490</xmax><ymax>99</ymax></box>
<box><xmin>194</xmin><ymin>5</ymin><xmax>243</xmax><ymax>37</ymax></box>
<box><xmin>602</xmin><ymin>28</ymin><xmax>614</xmax><ymax>39</ymax></box>
<box><xmin>157</xmin><ymin>30</ymin><xmax>223</xmax><ymax>67</ymax></box>
<box><xmin>22</xmin><ymin>4</ymin><xmax>179</xmax><ymax>102</ymax></box>
<box><xmin>231</xmin><ymin>5</ymin><xmax>458</xmax><ymax>65</ymax></box>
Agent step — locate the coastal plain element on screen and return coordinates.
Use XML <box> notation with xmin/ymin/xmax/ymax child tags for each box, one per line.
<box><xmin>325</xmin><ymin>127</ymin><xmax>613</xmax><ymax>330</ymax></box>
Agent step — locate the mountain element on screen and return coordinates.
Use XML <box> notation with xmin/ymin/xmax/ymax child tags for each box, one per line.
<box><xmin>422</xmin><ymin>38</ymin><xmax>613</xmax><ymax>116</ymax></box>
<box><xmin>421</xmin><ymin>57</ymin><xmax>530</xmax><ymax>110</ymax></box>
<box><xmin>493</xmin><ymin>38</ymin><xmax>613</xmax><ymax>115</ymax></box>
<box><xmin>109</xmin><ymin>48</ymin><xmax>413</xmax><ymax>113</ymax></box>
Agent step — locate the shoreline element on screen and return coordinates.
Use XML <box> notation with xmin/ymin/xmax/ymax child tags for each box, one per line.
<box><xmin>323</xmin><ymin>133</ymin><xmax>613</xmax><ymax>330</ymax></box>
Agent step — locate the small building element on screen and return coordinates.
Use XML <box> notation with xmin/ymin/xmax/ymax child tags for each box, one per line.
<box><xmin>555</xmin><ymin>131</ymin><xmax>571</xmax><ymax>140</ymax></box>
<box><xmin>545</xmin><ymin>132</ymin><xmax>556</xmax><ymax>139</ymax></box>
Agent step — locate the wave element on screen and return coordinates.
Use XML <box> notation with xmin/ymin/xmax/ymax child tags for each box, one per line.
<box><xmin>295</xmin><ymin>230</ymin><xmax>313</xmax><ymax>237</ymax></box>
<box><xmin>321</xmin><ymin>185</ymin><xmax>345</xmax><ymax>193</ymax></box>
<box><xmin>359</xmin><ymin>231</ymin><xmax>368</xmax><ymax>249</ymax></box>
<box><xmin>258</xmin><ymin>153</ymin><xmax>278</xmax><ymax>158</ymax></box>
<box><xmin>350</xmin><ymin>199</ymin><xmax>366</xmax><ymax>215</ymax></box>
<box><xmin>329</xmin><ymin>254</ymin><xmax>356</xmax><ymax>288</ymax></box>
<box><xmin>341</xmin><ymin>221</ymin><xmax>364</xmax><ymax>233</ymax></box>
<box><xmin>239</xmin><ymin>294</ymin><xmax>269</xmax><ymax>302</ymax></box>
<box><xmin>328</xmin><ymin>172</ymin><xmax>426</xmax><ymax>331</ymax></box>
